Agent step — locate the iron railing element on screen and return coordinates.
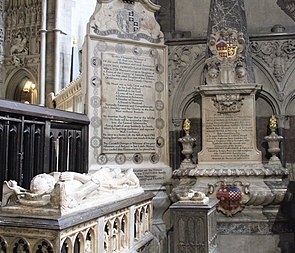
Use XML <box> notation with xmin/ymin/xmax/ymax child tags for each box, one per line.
<box><xmin>0</xmin><ymin>99</ymin><xmax>89</xmax><ymax>196</ymax></box>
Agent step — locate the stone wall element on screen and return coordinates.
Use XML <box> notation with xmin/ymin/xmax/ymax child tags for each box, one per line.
<box><xmin>2</xmin><ymin>0</ymin><xmax>42</xmax><ymax>101</ymax></box>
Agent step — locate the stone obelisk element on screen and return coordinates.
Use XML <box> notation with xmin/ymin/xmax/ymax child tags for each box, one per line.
<box><xmin>207</xmin><ymin>0</ymin><xmax>255</xmax><ymax>83</ymax></box>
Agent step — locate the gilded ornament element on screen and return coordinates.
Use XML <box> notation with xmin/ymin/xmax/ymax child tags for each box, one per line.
<box><xmin>269</xmin><ymin>115</ymin><xmax>277</xmax><ymax>129</ymax></box>
<box><xmin>183</xmin><ymin>118</ymin><xmax>191</xmax><ymax>134</ymax></box>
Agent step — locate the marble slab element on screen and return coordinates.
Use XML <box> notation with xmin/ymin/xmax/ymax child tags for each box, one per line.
<box><xmin>82</xmin><ymin>0</ymin><xmax>171</xmax><ymax>187</ymax></box>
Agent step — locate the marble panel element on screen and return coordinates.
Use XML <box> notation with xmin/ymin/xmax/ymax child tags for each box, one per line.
<box><xmin>197</xmin><ymin>84</ymin><xmax>262</xmax><ymax>164</ymax></box>
<box><xmin>83</xmin><ymin>0</ymin><xmax>171</xmax><ymax>187</ymax></box>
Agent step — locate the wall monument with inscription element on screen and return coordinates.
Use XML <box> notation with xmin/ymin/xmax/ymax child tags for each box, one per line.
<box><xmin>171</xmin><ymin>1</ymin><xmax>291</xmax><ymax>252</ymax></box>
<box><xmin>82</xmin><ymin>1</ymin><xmax>171</xmax><ymax>252</ymax></box>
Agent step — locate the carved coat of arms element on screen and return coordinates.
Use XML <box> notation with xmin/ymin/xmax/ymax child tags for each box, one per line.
<box><xmin>117</xmin><ymin>6</ymin><xmax>140</xmax><ymax>34</ymax></box>
<box><xmin>205</xmin><ymin>28</ymin><xmax>248</xmax><ymax>85</ymax></box>
<box><xmin>208</xmin><ymin>181</ymin><xmax>250</xmax><ymax>216</ymax></box>
<box><xmin>216</xmin><ymin>185</ymin><xmax>242</xmax><ymax>215</ymax></box>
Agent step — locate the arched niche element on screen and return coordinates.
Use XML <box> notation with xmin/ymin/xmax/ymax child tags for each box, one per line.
<box><xmin>255</xmin><ymin>92</ymin><xmax>277</xmax><ymax>161</ymax></box>
<box><xmin>169</xmin><ymin>44</ymin><xmax>289</xmax><ymax>168</ymax></box>
<box><xmin>284</xmin><ymin>94</ymin><xmax>295</xmax><ymax>164</ymax></box>
<box><xmin>169</xmin><ymin>54</ymin><xmax>205</xmax><ymax>169</ymax></box>
<box><xmin>5</xmin><ymin>68</ymin><xmax>38</xmax><ymax>104</ymax></box>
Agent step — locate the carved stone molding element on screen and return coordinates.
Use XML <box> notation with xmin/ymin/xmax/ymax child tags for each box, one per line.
<box><xmin>212</xmin><ymin>94</ymin><xmax>244</xmax><ymax>113</ymax></box>
<box><xmin>277</xmin><ymin>0</ymin><xmax>295</xmax><ymax>22</ymax></box>
<box><xmin>168</xmin><ymin>45</ymin><xmax>205</xmax><ymax>95</ymax></box>
<box><xmin>251</xmin><ymin>40</ymin><xmax>295</xmax><ymax>83</ymax></box>
<box><xmin>172</xmin><ymin>164</ymin><xmax>289</xmax><ymax>177</ymax></box>
<box><xmin>5</xmin><ymin>0</ymin><xmax>42</xmax><ymax>58</ymax></box>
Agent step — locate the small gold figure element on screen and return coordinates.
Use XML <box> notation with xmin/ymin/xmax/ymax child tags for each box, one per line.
<box><xmin>183</xmin><ymin>118</ymin><xmax>191</xmax><ymax>134</ymax></box>
<box><xmin>269</xmin><ymin>115</ymin><xmax>277</xmax><ymax>130</ymax></box>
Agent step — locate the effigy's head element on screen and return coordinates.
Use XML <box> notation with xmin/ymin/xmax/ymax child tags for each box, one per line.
<box><xmin>30</xmin><ymin>174</ymin><xmax>56</xmax><ymax>195</ymax></box>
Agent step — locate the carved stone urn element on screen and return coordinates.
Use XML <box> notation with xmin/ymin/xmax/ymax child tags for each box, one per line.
<box><xmin>264</xmin><ymin>115</ymin><xmax>283</xmax><ymax>164</ymax></box>
<box><xmin>178</xmin><ymin>119</ymin><xmax>196</xmax><ymax>168</ymax></box>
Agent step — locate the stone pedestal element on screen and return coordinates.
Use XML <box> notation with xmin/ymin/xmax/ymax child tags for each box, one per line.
<box><xmin>170</xmin><ymin>199</ymin><xmax>219</xmax><ymax>253</ymax></box>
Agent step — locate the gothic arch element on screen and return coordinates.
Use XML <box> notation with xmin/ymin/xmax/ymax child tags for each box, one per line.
<box><xmin>283</xmin><ymin>91</ymin><xmax>295</xmax><ymax>115</ymax></box>
<box><xmin>256</xmin><ymin>90</ymin><xmax>280</xmax><ymax>115</ymax></box>
<box><xmin>5</xmin><ymin>67</ymin><xmax>37</xmax><ymax>101</ymax></box>
<box><xmin>279</xmin><ymin>60</ymin><xmax>295</xmax><ymax>92</ymax></box>
<box><xmin>170</xmin><ymin>55</ymin><xmax>205</xmax><ymax>128</ymax></box>
<box><xmin>252</xmin><ymin>56</ymin><xmax>279</xmax><ymax>96</ymax></box>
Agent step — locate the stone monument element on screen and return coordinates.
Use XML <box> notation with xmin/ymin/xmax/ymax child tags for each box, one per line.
<box><xmin>172</xmin><ymin>0</ymin><xmax>292</xmax><ymax>252</ymax></box>
<box><xmin>82</xmin><ymin>0</ymin><xmax>171</xmax><ymax>251</ymax></box>
<box><xmin>1</xmin><ymin>168</ymin><xmax>143</xmax><ymax>215</ymax></box>
<box><xmin>0</xmin><ymin>171</ymin><xmax>154</xmax><ymax>252</ymax></box>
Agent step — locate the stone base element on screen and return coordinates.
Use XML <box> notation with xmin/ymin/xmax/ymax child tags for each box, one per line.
<box><xmin>216</xmin><ymin>207</ymin><xmax>295</xmax><ymax>253</ymax></box>
<box><xmin>217</xmin><ymin>233</ymin><xmax>295</xmax><ymax>253</ymax></box>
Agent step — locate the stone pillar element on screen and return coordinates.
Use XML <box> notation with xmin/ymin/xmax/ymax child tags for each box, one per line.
<box><xmin>170</xmin><ymin>199</ymin><xmax>219</xmax><ymax>253</ymax></box>
<box><xmin>0</xmin><ymin>0</ymin><xmax>4</xmax><ymax>97</ymax></box>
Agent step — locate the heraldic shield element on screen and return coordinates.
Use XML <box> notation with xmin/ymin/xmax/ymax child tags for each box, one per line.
<box><xmin>208</xmin><ymin>181</ymin><xmax>250</xmax><ymax>216</ymax></box>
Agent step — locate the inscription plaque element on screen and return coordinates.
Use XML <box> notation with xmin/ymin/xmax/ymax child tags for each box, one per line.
<box><xmin>198</xmin><ymin>93</ymin><xmax>261</xmax><ymax>163</ymax></box>
<box><xmin>205</xmin><ymin>114</ymin><xmax>253</xmax><ymax>160</ymax></box>
<box><xmin>102</xmin><ymin>53</ymin><xmax>156</xmax><ymax>153</ymax></box>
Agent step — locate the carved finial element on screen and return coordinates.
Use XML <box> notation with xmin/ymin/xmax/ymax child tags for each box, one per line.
<box><xmin>269</xmin><ymin>115</ymin><xmax>277</xmax><ymax>130</ymax></box>
<box><xmin>183</xmin><ymin>118</ymin><xmax>191</xmax><ymax>134</ymax></box>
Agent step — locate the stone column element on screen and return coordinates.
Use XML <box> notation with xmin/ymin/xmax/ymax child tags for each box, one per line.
<box><xmin>0</xmin><ymin>0</ymin><xmax>5</xmax><ymax>97</ymax></box>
